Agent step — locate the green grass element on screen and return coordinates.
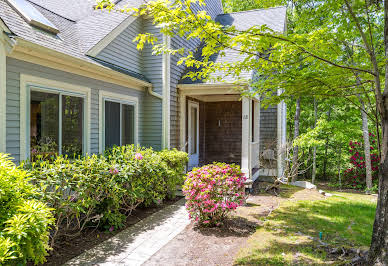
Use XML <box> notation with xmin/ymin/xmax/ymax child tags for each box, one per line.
<box><xmin>235</xmin><ymin>192</ymin><xmax>377</xmax><ymax>265</ymax></box>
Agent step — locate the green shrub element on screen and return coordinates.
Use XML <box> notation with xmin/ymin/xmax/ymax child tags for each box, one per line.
<box><xmin>26</xmin><ymin>145</ymin><xmax>188</xmax><ymax>247</ymax></box>
<box><xmin>0</xmin><ymin>154</ymin><xmax>54</xmax><ymax>265</ymax></box>
<box><xmin>158</xmin><ymin>149</ymin><xmax>189</xmax><ymax>196</ymax></box>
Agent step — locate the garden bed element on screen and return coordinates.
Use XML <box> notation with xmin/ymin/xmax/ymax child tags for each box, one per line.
<box><xmin>144</xmin><ymin>182</ymin><xmax>311</xmax><ymax>265</ymax></box>
<box><xmin>42</xmin><ymin>197</ymin><xmax>182</xmax><ymax>265</ymax></box>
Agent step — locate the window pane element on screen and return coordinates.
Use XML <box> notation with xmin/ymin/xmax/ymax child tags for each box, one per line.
<box><xmin>190</xmin><ymin>106</ymin><xmax>197</xmax><ymax>154</ymax></box>
<box><xmin>105</xmin><ymin>101</ymin><xmax>121</xmax><ymax>149</ymax></box>
<box><xmin>30</xmin><ymin>91</ymin><xmax>59</xmax><ymax>156</ymax></box>
<box><xmin>62</xmin><ymin>95</ymin><xmax>83</xmax><ymax>156</ymax></box>
<box><xmin>122</xmin><ymin>104</ymin><xmax>134</xmax><ymax>145</ymax></box>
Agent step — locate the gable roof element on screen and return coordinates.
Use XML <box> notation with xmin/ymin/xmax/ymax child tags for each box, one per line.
<box><xmin>0</xmin><ymin>0</ymin><xmax>148</xmax><ymax>82</ymax></box>
<box><xmin>180</xmin><ymin>6</ymin><xmax>287</xmax><ymax>85</ymax></box>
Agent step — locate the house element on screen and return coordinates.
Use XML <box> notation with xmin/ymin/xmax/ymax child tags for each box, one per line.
<box><xmin>0</xmin><ymin>0</ymin><xmax>287</xmax><ymax>182</ymax></box>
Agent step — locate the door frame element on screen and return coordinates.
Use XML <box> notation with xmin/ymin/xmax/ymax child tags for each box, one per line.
<box><xmin>187</xmin><ymin>100</ymin><xmax>200</xmax><ymax>168</ymax></box>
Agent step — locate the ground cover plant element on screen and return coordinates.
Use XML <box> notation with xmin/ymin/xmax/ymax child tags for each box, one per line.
<box><xmin>183</xmin><ymin>163</ymin><xmax>246</xmax><ymax>226</ymax></box>
<box><xmin>235</xmin><ymin>192</ymin><xmax>377</xmax><ymax>265</ymax></box>
<box><xmin>0</xmin><ymin>154</ymin><xmax>54</xmax><ymax>265</ymax></box>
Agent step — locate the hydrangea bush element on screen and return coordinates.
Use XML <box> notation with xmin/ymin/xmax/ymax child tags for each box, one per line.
<box><xmin>183</xmin><ymin>163</ymin><xmax>246</xmax><ymax>226</ymax></box>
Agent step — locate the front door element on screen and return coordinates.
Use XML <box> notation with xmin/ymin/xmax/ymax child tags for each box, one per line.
<box><xmin>188</xmin><ymin>101</ymin><xmax>199</xmax><ymax>169</ymax></box>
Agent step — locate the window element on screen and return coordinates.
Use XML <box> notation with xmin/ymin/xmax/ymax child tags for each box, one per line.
<box><xmin>30</xmin><ymin>90</ymin><xmax>84</xmax><ymax>158</ymax></box>
<box><xmin>6</xmin><ymin>0</ymin><xmax>59</xmax><ymax>34</ymax></box>
<box><xmin>104</xmin><ymin>100</ymin><xmax>135</xmax><ymax>149</ymax></box>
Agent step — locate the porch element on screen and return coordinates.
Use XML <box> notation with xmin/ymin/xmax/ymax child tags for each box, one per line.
<box><xmin>179</xmin><ymin>84</ymin><xmax>267</xmax><ymax>182</ymax></box>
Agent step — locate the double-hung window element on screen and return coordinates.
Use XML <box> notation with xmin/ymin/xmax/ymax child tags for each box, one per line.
<box><xmin>29</xmin><ymin>88</ymin><xmax>85</xmax><ymax>158</ymax></box>
<box><xmin>103</xmin><ymin>99</ymin><xmax>135</xmax><ymax>150</ymax></box>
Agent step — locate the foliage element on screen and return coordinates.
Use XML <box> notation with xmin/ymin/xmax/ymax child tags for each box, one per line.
<box><xmin>343</xmin><ymin>134</ymin><xmax>380</xmax><ymax>190</ymax></box>
<box><xmin>25</xmin><ymin>145</ymin><xmax>188</xmax><ymax>247</ymax></box>
<box><xmin>236</xmin><ymin>191</ymin><xmax>376</xmax><ymax>265</ymax></box>
<box><xmin>0</xmin><ymin>154</ymin><xmax>54</xmax><ymax>265</ymax></box>
<box><xmin>183</xmin><ymin>163</ymin><xmax>246</xmax><ymax>226</ymax></box>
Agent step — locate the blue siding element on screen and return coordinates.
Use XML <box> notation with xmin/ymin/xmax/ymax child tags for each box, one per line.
<box><xmin>97</xmin><ymin>17</ymin><xmax>143</xmax><ymax>74</ymax></box>
<box><xmin>5</xmin><ymin>58</ymin><xmax>151</xmax><ymax>161</ymax></box>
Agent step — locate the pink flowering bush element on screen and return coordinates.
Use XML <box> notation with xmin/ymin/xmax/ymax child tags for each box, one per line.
<box><xmin>183</xmin><ymin>163</ymin><xmax>246</xmax><ymax>226</ymax></box>
<box><xmin>343</xmin><ymin>133</ymin><xmax>380</xmax><ymax>189</ymax></box>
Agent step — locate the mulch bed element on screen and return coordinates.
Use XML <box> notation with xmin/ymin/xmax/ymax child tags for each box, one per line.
<box><xmin>144</xmin><ymin>182</ymin><xmax>318</xmax><ymax>266</ymax></box>
<box><xmin>41</xmin><ymin>197</ymin><xmax>182</xmax><ymax>266</ymax></box>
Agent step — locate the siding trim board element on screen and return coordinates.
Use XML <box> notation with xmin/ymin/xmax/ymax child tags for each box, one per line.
<box><xmin>19</xmin><ymin>74</ymin><xmax>91</xmax><ymax>161</ymax></box>
<box><xmin>98</xmin><ymin>90</ymin><xmax>139</xmax><ymax>153</ymax></box>
<box><xmin>0</xmin><ymin>34</ymin><xmax>7</xmax><ymax>152</ymax></box>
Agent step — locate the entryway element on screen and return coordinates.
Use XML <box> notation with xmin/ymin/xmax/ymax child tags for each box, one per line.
<box><xmin>188</xmin><ymin>101</ymin><xmax>199</xmax><ymax>169</ymax></box>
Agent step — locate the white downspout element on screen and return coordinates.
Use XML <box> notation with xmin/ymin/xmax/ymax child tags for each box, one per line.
<box><xmin>162</xmin><ymin>34</ymin><xmax>171</xmax><ymax>150</ymax></box>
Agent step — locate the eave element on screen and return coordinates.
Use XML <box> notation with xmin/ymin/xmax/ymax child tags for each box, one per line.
<box><xmin>9</xmin><ymin>37</ymin><xmax>152</xmax><ymax>90</ymax></box>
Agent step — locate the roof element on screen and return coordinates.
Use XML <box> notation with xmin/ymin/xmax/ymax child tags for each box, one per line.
<box><xmin>0</xmin><ymin>0</ymin><xmax>149</xmax><ymax>82</ymax></box>
<box><xmin>180</xmin><ymin>6</ymin><xmax>287</xmax><ymax>85</ymax></box>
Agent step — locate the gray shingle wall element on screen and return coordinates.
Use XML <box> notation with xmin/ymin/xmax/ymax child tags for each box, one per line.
<box><xmin>260</xmin><ymin>106</ymin><xmax>278</xmax><ymax>151</ymax></box>
<box><xmin>97</xmin><ymin>17</ymin><xmax>143</xmax><ymax>74</ymax></box>
<box><xmin>5</xmin><ymin>58</ymin><xmax>147</xmax><ymax>161</ymax></box>
<box><xmin>169</xmin><ymin>0</ymin><xmax>224</xmax><ymax>149</ymax></box>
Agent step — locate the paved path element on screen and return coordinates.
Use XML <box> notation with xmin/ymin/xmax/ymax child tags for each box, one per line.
<box><xmin>65</xmin><ymin>198</ymin><xmax>189</xmax><ymax>266</ymax></box>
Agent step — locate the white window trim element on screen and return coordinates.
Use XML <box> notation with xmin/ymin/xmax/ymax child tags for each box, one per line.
<box><xmin>99</xmin><ymin>91</ymin><xmax>139</xmax><ymax>153</ymax></box>
<box><xmin>20</xmin><ymin>74</ymin><xmax>91</xmax><ymax>161</ymax></box>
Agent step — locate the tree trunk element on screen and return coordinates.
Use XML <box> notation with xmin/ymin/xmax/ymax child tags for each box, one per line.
<box><xmin>291</xmin><ymin>98</ymin><xmax>301</xmax><ymax>182</ymax></box>
<box><xmin>312</xmin><ymin>98</ymin><xmax>318</xmax><ymax>184</ymax></box>
<box><xmin>323</xmin><ymin>107</ymin><xmax>332</xmax><ymax>180</ymax></box>
<box><xmin>358</xmin><ymin>95</ymin><xmax>373</xmax><ymax>193</ymax></box>
<box><xmin>337</xmin><ymin>145</ymin><xmax>342</xmax><ymax>189</ymax></box>
<box><xmin>367</xmin><ymin>113</ymin><xmax>388</xmax><ymax>265</ymax></box>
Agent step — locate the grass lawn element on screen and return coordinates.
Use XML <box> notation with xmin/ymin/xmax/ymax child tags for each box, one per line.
<box><xmin>235</xmin><ymin>189</ymin><xmax>377</xmax><ymax>265</ymax></box>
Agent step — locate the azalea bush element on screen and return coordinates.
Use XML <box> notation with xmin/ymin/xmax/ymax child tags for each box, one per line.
<box><xmin>0</xmin><ymin>154</ymin><xmax>54</xmax><ymax>265</ymax></box>
<box><xmin>183</xmin><ymin>163</ymin><xmax>246</xmax><ymax>226</ymax></box>
<box><xmin>343</xmin><ymin>133</ymin><xmax>380</xmax><ymax>190</ymax></box>
<box><xmin>25</xmin><ymin>145</ymin><xmax>188</xmax><ymax>247</ymax></box>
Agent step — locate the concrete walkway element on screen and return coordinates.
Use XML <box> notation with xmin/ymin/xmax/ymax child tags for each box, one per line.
<box><xmin>65</xmin><ymin>198</ymin><xmax>189</xmax><ymax>266</ymax></box>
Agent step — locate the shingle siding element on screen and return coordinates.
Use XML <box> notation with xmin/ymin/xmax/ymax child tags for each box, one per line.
<box><xmin>169</xmin><ymin>0</ymin><xmax>224</xmax><ymax>149</ymax></box>
<box><xmin>260</xmin><ymin>106</ymin><xmax>278</xmax><ymax>151</ymax></box>
<box><xmin>5</xmin><ymin>58</ymin><xmax>150</xmax><ymax>161</ymax></box>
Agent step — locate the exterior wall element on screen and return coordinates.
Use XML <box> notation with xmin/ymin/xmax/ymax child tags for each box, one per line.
<box><xmin>142</xmin><ymin>18</ymin><xmax>163</xmax><ymax>148</ymax></box>
<box><xmin>170</xmin><ymin>0</ymin><xmax>224</xmax><ymax>149</ymax></box>
<box><xmin>260</xmin><ymin>106</ymin><xmax>278</xmax><ymax>151</ymax></box>
<box><xmin>200</xmin><ymin>101</ymin><xmax>242</xmax><ymax>165</ymax></box>
<box><xmin>5</xmin><ymin>57</ymin><xmax>156</xmax><ymax>162</ymax></box>
<box><xmin>96</xmin><ymin>17</ymin><xmax>143</xmax><ymax>74</ymax></box>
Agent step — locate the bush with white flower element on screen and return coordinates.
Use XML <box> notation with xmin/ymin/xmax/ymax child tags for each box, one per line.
<box><xmin>183</xmin><ymin>163</ymin><xmax>246</xmax><ymax>226</ymax></box>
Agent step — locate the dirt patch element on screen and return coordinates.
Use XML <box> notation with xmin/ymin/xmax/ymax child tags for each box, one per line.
<box><xmin>144</xmin><ymin>182</ymin><xmax>325</xmax><ymax>266</ymax></box>
<box><xmin>41</xmin><ymin>198</ymin><xmax>181</xmax><ymax>266</ymax></box>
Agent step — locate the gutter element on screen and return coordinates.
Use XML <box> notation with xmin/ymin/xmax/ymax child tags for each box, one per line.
<box><xmin>148</xmin><ymin>86</ymin><xmax>163</xmax><ymax>99</ymax></box>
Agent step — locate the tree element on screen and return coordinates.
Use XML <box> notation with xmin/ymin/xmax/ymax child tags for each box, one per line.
<box><xmin>291</xmin><ymin>97</ymin><xmax>301</xmax><ymax>182</ymax></box>
<box><xmin>358</xmin><ymin>94</ymin><xmax>374</xmax><ymax>193</ymax></box>
<box><xmin>312</xmin><ymin>98</ymin><xmax>318</xmax><ymax>184</ymax></box>
<box><xmin>99</xmin><ymin>0</ymin><xmax>388</xmax><ymax>263</ymax></box>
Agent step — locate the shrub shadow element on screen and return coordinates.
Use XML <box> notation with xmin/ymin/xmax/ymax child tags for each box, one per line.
<box><xmin>194</xmin><ymin>216</ymin><xmax>258</xmax><ymax>238</ymax></box>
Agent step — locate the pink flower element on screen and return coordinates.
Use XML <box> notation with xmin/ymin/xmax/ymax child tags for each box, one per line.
<box><xmin>109</xmin><ymin>168</ymin><xmax>119</xmax><ymax>175</ymax></box>
<box><xmin>203</xmin><ymin>220</ymin><xmax>210</xmax><ymax>224</ymax></box>
<box><xmin>109</xmin><ymin>226</ymin><xmax>114</xmax><ymax>232</ymax></box>
<box><xmin>135</xmin><ymin>153</ymin><xmax>143</xmax><ymax>160</ymax></box>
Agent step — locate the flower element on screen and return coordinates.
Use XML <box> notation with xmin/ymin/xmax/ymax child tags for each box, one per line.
<box><xmin>109</xmin><ymin>226</ymin><xmax>114</xmax><ymax>232</ymax></box>
<box><xmin>135</xmin><ymin>153</ymin><xmax>143</xmax><ymax>160</ymax></box>
<box><xmin>109</xmin><ymin>168</ymin><xmax>119</xmax><ymax>175</ymax></box>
